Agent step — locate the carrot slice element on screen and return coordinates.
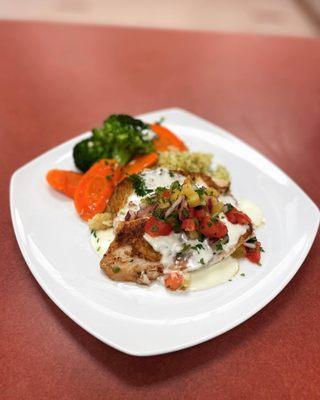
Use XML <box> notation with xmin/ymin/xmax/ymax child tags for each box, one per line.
<box><xmin>122</xmin><ymin>152</ymin><xmax>158</xmax><ymax>177</ymax></box>
<box><xmin>151</xmin><ymin>124</ymin><xmax>188</xmax><ymax>152</ymax></box>
<box><xmin>74</xmin><ymin>159</ymin><xmax>121</xmax><ymax>221</ymax></box>
<box><xmin>46</xmin><ymin>169</ymin><xmax>83</xmax><ymax>199</ymax></box>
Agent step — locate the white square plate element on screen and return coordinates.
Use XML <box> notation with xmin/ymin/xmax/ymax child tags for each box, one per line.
<box><xmin>10</xmin><ymin>108</ymin><xmax>319</xmax><ymax>356</ymax></box>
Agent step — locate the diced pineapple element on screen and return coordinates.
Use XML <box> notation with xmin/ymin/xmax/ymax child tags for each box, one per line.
<box><xmin>182</xmin><ymin>183</ymin><xmax>195</xmax><ymax>197</ymax></box>
<box><xmin>159</xmin><ymin>201</ymin><xmax>170</xmax><ymax>209</ymax></box>
<box><xmin>187</xmin><ymin>192</ymin><xmax>201</xmax><ymax>207</ymax></box>
<box><xmin>213</xmin><ymin>201</ymin><xmax>224</xmax><ymax>214</ymax></box>
<box><xmin>206</xmin><ymin>187</ymin><xmax>219</xmax><ymax>197</ymax></box>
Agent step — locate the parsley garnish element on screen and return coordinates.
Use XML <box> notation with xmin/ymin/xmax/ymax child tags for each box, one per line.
<box><xmin>210</xmin><ymin>213</ymin><xmax>219</xmax><ymax>223</ymax></box>
<box><xmin>195</xmin><ymin>187</ymin><xmax>206</xmax><ymax>198</ymax></box>
<box><xmin>191</xmin><ymin>243</ymin><xmax>204</xmax><ymax>253</ymax></box>
<box><xmin>129</xmin><ymin>174</ymin><xmax>152</xmax><ymax>196</ymax></box>
<box><xmin>152</xmin><ymin>208</ymin><xmax>165</xmax><ymax>220</ymax></box>
<box><xmin>224</xmin><ymin>203</ymin><xmax>234</xmax><ymax>212</ymax></box>
<box><xmin>170</xmin><ymin>180</ymin><xmax>181</xmax><ymax>191</ymax></box>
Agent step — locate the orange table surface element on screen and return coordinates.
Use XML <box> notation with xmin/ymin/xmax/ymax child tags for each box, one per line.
<box><xmin>1</xmin><ymin>21</ymin><xmax>319</xmax><ymax>400</ymax></box>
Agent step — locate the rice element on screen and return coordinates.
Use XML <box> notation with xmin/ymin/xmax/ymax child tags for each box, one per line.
<box><xmin>157</xmin><ymin>150</ymin><xmax>230</xmax><ymax>182</ymax></box>
<box><xmin>157</xmin><ymin>151</ymin><xmax>213</xmax><ymax>174</ymax></box>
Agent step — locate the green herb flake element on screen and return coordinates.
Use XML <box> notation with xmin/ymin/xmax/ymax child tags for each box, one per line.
<box><xmin>195</xmin><ymin>187</ymin><xmax>206</xmax><ymax>198</ymax></box>
<box><xmin>240</xmin><ymin>273</ymin><xmax>245</xmax><ymax>277</ymax></box>
<box><xmin>225</xmin><ymin>203</ymin><xmax>234</xmax><ymax>213</ymax></box>
<box><xmin>200</xmin><ymin>258</ymin><xmax>205</xmax><ymax>265</ymax></box>
<box><xmin>191</xmin><ymin>243</ymin><xmax>204</xmax><ymax>253</ymax></box>
<box><xmin>112</xmin><ymin>266</ymin><xmax>121</xmax><ymax>273</ymax></box>
<box><xmin>170</xmin><ymin>180</ymin><xmax>182</xmax><ymax>191</ymax></box>
<box><xmin>210</xmin><ymin>213</ymin><xmax>219</xmax><ymax>223</ymax></box>
<box><xmin>129</xmin><ymin>174</ymin><xmax>152</xmax><ymax>197</ymax></box>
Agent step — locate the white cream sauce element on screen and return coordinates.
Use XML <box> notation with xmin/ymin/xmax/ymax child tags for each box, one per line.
<box><xmin>114</xmin><ymin>191</ymin><xmax>141</xmax><ymax>224</ymax></box>
<box><xmin>91</xmin><ymin>228</ymin><xmax>115</xmax><ymax>257</ymax></box>
<box><xmin>140</xmin><ymin>168</ymin><xmax>185</xmax><ymax>191</ymax></box>
<box><xmin>219</xmin><ymin>215</ymin><xmax>248</xmax><ymax>253</ymax></box>
<box><xmin>219</xmin><ymin>194</ymin><xmax>237</xmax><ymax>206</ymax></box>
<box><xmin>115</xmin><ymin>168</ymin><xmax>186</xmax><ymax>224</ymax></box>
<box><xmin>144</xmin><ymin>233</ymin><xmax>213</xmax><ymax>272</ymax></box>
<box><xmin>144</xmin><ymin>216</ymin><xmax>247</xmax><ymax>273</ymax></box>
<box><xmin>238</xmin><ymin>199</ymin><xmax>264</xmax><ymax>227</ymax></box>
<box><xmin>189</xmin><ymin>257</ymin><xmax>239</xmax><ymax>291</ymax></box>
<box><xmin>91</xmin><ymin>228</ymin><xmax>241</xmax><ymax>291</ymax></box>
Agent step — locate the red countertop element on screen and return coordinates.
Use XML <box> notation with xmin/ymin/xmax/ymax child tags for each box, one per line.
<box><xmin>1</xmin><ymin>21</ymin><xmax>319</xmax><ymax>400</ymax></box>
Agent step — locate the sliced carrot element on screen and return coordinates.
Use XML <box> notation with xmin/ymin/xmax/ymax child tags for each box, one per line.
<box><xmin>74</xmin><ymin>159</ymin><xmax>121</xmax><ymax>221</ymax></box>
<box><xmin>151</xmin><ymin>124</ymin><xmax>188</xmax><ymax>152</ymax></box>
<box><xmin>46</xmin><ymin>169</ymin><xmax>83</xmax><ymax>199</ymax></box>
<box><xmin>122</xmin><ymin>152</ymin><xmax>158</xmax><ymax>177</ymax></box>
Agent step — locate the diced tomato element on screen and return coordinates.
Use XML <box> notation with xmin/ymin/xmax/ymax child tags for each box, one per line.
<box><xmin>145</xmin><ymin>216</ymin><xmax>172</xmax><ymax>237</ymax></box>
<box><xmin>163</xmin><ymin>190</ymin><xmax>171</xmax><ymax>199</ymax></box>
<box><xmin>200</xmin><ymin>216</ymin><xmax>228</xmax><ymax>239</ymax></box>
<box><xmin>164</xmin><ymin>272</ymin><xmax>184</xmax><ymax>291</ymax></box>
<box><xmin>246</xmin><ymin>242</ymin><xmax>261</xmax><ymax>264</ymax></box>
<box><xmin>226</xmin><ymin>208</ymin><xmax>251</xmax><ymax>225</ymax></box>
<box><xmin>194</xmin><ymin>207</ymin><xmax>206</xmax><ymax>220</ymax></box>
<box><xmin>181</xmin><ymin>218</ymin><xmax>196</xmax><ymax>232</ymax></box>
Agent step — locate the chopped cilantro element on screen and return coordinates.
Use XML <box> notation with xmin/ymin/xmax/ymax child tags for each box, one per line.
<box><xmin>191</xmin><ymin>243</ymin><xmax>204</xmax><ymax>253</ymax></box>
<box><xmin>210</xmin><ymin>213</ymin><xmax>219</xmax><ymax>223</ymax></box>
<box><xmin>155</xmin><ymin>186</ymin><xmax>166</xmax><ymax>196</ymax></box>
<box><xmin>224</xmin><ymin>203</ymin><xmax>234</xmax><ymax>212</ymax></box>
<box><xmin>152</xmin><ymin>208</ymin><xmax>165</xmax><ymax>220</ymax></box>
<box><xmin>195</xmin><ymin>187</ymin><xmax>206</xmax><ymax>198</ymax></box>
<box><xmin>129</xmin><ymin>174</ymin><xmax>152</xmax><ymax>196</ymax></box>
<box><xmin>170</xmin><ymin>180</ymin><xmax>181</xmax><ymax>191</ymax></box>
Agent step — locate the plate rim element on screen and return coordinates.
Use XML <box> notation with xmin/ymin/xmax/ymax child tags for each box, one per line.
<box><xmin>10</xmin><ymin>107</ymin><xmax>320</xmax><ymax>356</ymax></box>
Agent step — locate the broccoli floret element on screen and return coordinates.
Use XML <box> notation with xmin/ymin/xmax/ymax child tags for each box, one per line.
<box><xmin>73</xmin><ymin>138</ymin><xmax>108</xmax><ymax>172</ymax></box>
<box><xmin>73</xmin><ymin>114</ymin><xmax>154</xmax><ymax>171</ymax></box>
